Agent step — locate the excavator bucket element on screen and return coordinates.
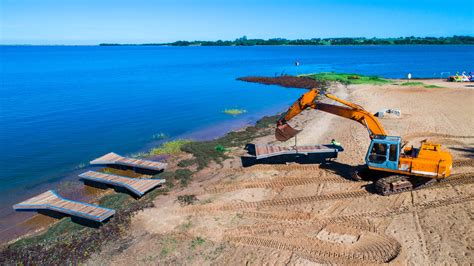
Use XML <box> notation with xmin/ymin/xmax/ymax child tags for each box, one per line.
<box><xmin>275</xmin><ymin>123</ymin><xmax>301</xmax><ymax>141</ymax></box>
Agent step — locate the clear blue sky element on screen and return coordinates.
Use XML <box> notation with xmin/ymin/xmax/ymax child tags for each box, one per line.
<box><xmin>1</xmin><ymin>0</ymin><xmax>473</xmax><ymax>44</ymax></box>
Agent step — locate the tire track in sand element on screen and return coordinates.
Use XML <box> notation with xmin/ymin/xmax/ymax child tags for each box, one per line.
<box><xmin>225</xmin><ymin>223</ymin><xmax>401</xmax><ymax>264</ymax></box>
<box><xmin>187</xmin><ymin>172</ymin><xmax>473</xmax><ymax>213</ymax></box>
<box><xmin>204</xmin><ymin>176</ymin><xmax>351</xmax><ymax>194</ymax></box>
<box><xmin>239</xmin><ymin>194</ymin><xmax>474</xmax><ymax>226</ymax></box>
<box><xmin>186</xmin><ymin>190</ymin><xmax>369</xmax><ymax>212</ymax></box>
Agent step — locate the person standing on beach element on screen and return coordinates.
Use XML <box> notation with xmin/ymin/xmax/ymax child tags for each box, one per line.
<box><xmin>408</xmin><ymin>73</ymin><xmax>412</xmax><ymax>80</ymax></box>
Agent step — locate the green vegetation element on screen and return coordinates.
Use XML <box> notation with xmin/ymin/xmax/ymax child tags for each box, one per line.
<box><xmin>11</xmin><ymin>218</ymin><xmax>85</xmax><ymax>249</ymax></box>
<box><xmin>177</xmin><ymin>194</ymin><xmax>198</xmax><ymax>206</ymax></box>
<box><xmin>190</xmin><ymin>237</ymin><xmax>206</xmax><ymax>249</ymax></box>
<box><xmin>177</xmin><ymin>159</ymin><xmax>196</xmax><ymax>167</ymax></box>
<box><xmin>223</xmin><ymin>109</ymin><xmax>247</xmax><ymax>115</ymax></box>
<box><xmin>75</xmin><ymin>162</ymin><xmax>87</xmax><ymax>169</ymax></box>
<box><xmin>131</xmin><ymin>151</ymin><xmax>148</xmax><ymax>158</ymax></box>
<box><xmin>100</xmin><ymin>35</ymin><xmax>474</xmax><ymax>46</ymax></box>
<box><xmin>175</xmin><ymin>169</ymin><xmax>193</xmax><ymax>186</ymax></box>
<box><xmin>149</xmin><ymin>139</ymin><xmax>191</xmax><ymax>155</ymax></box>
<box><xmin>199</xmin><ymin>197</ymin><xmax>213</xmax><ymax>205</ymax></box>
<box><xmin>141</xmin><ymin>255</ymin><xmax>158</xmax><ymax>262</ymax></box>
<box><xmin>400</xmin><ymin>81</ymin><xmax>425</xmax><ymax>86</ymax></box>
<box><xmin>179</xmin><ymin>218</ymin><xmax>193</xmax><ymax>231</ymax></box>
<box><xmin>99</xmin><ymin>193</ymin><xmax>131</xmax><ymax>209</ymax></box>
<box><xmin>214</xmin><ymin>144</ymin><xmax>230</xmax><ymax>152</ymax></box>
<box><xmin>424</xmin><ymin>84</ymin><xmax>443</xmax><ymax>88</ymax></box>
<box><xmin>159</xmin><ymin>237</ymin><xmax>178</xmax><ymax>258</ymax></box>
<box><xmin>303</xmin><ymin>72</ymin><xmax>389</xmax><ymax>85</ymax></box>
<box><xmin>154</xmin><ymin>169</ymin><xmax>192</xmax><ymax>188</ymax></box>
<box><xmin>155</xmin><ymin>171</ymin><xmax>175</xmax><ymax>188</ymax></box>
<box><xmin>230</xmin><ymin>213</ymin><xmax>244</xmax><ymax>224</ymax></box>
<box><xmin>180</xmin><ymin>115</ymin><xmax>278</xmax><ymax>169</ymax></box>
<box><xmin>152</xmin><ymin>132</ymin><xmax>168</xmax><ymax>140</ymax></box>
<box><xmin>400</xmin><ymin>82</ymin><xmax>443</xmax><ymax>89</ymax></box>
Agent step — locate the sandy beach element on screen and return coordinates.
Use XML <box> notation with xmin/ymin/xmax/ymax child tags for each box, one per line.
<box><xmin>59</xmin><ymin>79</ymin><xmax>474</xmax><ymax>265</ymax></box>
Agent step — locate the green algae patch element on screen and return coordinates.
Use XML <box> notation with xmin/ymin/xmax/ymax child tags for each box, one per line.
<box><xmin>152</xmin><ymin>132</ymin><xmax>168</xmax><ymax>140</ymax></box>
<box><xmin>223</xmin><ymin>109</ymin><xmax>247</xmax><ymax>115</ymax></box>
<box><xmin>301</xmin><ymin>72</ymin><xmax>390</xmax><ymax>85</ymax></box>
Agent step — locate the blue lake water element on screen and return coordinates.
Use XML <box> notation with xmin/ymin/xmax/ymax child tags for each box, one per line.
<box><xmin>0</xmin><ymin>45</ymin><xmax>473</xmax><ymax>218</ymax></box>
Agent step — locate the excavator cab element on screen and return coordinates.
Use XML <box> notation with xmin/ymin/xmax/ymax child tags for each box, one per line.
<box><xmin>366</xmin><ymin>135</ymin><xmax>401</xmax><ymax>171</ymax></box>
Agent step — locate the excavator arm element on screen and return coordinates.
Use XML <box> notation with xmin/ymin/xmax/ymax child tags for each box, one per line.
<box><xmin>276</xmin><ymin>88</ymin><xmax>387</xmax><ymax>141</ymax></box>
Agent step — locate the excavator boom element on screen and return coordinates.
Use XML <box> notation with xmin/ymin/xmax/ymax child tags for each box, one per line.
<box><xmin>276</xmin><ymin>88</ymin><xmax>386</xmax><ymax>141</ymax></box>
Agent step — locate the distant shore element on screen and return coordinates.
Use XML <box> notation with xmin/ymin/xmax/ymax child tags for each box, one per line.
<box><xmin>99</xmin><ymin>35</ymin><xmax>474</xmax><ymax>46</ymax></box>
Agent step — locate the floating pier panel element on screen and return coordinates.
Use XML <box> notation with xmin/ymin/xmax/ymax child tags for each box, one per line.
<box><xmin>79</xmin><ymin>171</ymin><xmax>165</xmax><ymax>197</ymax></box>
<box><xmin>13</xmin><ymin>190</ymin><xmax>115</xmax><ymax>222</ymax></box>
<box><xmin>90</xmin><ymin>152</ymin><xmax>167</xmax><ymax>172</ymax></box>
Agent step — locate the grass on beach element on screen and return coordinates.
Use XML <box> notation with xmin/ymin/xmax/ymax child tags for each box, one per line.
<box><xmin>175</xmin><ymin>169</ymin><xmax>193</xmax><ymax>186</ymax></box>
<box><xmin>400</xmin><ymin>81</ymin><xmax>444</xmax><ymax>88</ymax></box>
<box><xmin>149</xmin><ymin>139</ymin><xmax>192</xmax><ymax>155</ymax></box>
<box><xmin>400</xmin><ymin>81</ymin><xmax>425</xmax><ymax>86</ymax></box>
<box><xmin>223</xmin><ymin>109</ymin><xmax>247</xmax><ymax>115</ymax></box>
<box><xmin>302</xmin><ymin>72</ymin><xmax>390</xmax><ymax>85</ymax></box>
<box><xmin>424</xmin><ymin>84</ymin><xmax>443</xmax><ymax>88</ymax></box>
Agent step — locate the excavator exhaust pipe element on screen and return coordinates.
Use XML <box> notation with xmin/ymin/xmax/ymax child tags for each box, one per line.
<box><xmin>275</xmin><ymin>123</ymin><xmax>301</xmax><ymax>141</ymax></box>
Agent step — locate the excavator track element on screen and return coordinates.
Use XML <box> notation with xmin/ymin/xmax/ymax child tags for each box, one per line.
<box><xmin>375</xmin><ymin>172</ymin><xmax>473</xmax><ymax>196</ymax></box>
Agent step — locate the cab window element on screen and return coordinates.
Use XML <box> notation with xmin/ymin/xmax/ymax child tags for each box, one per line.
<box><xmin>369</xmin><ymin>143</ymin><xmax>387</xmax><ymax>163</ymax></box>
<box><xmin>389</xmin><ymin>144</ymin><xmax>398</xmax><ymax>161</ymax></box>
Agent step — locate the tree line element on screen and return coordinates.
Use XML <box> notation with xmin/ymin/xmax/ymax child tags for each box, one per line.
<box><xmin>100</xmin><ymin>35</ymin><xmax>474</xmax><ymax>46</ymax></box>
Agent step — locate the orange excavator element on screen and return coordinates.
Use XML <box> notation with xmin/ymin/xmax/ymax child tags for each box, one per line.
<box><xmin>276</xmin><ymin>88</ymin><xmax>453</xmax><ymax>195</ymax></box>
